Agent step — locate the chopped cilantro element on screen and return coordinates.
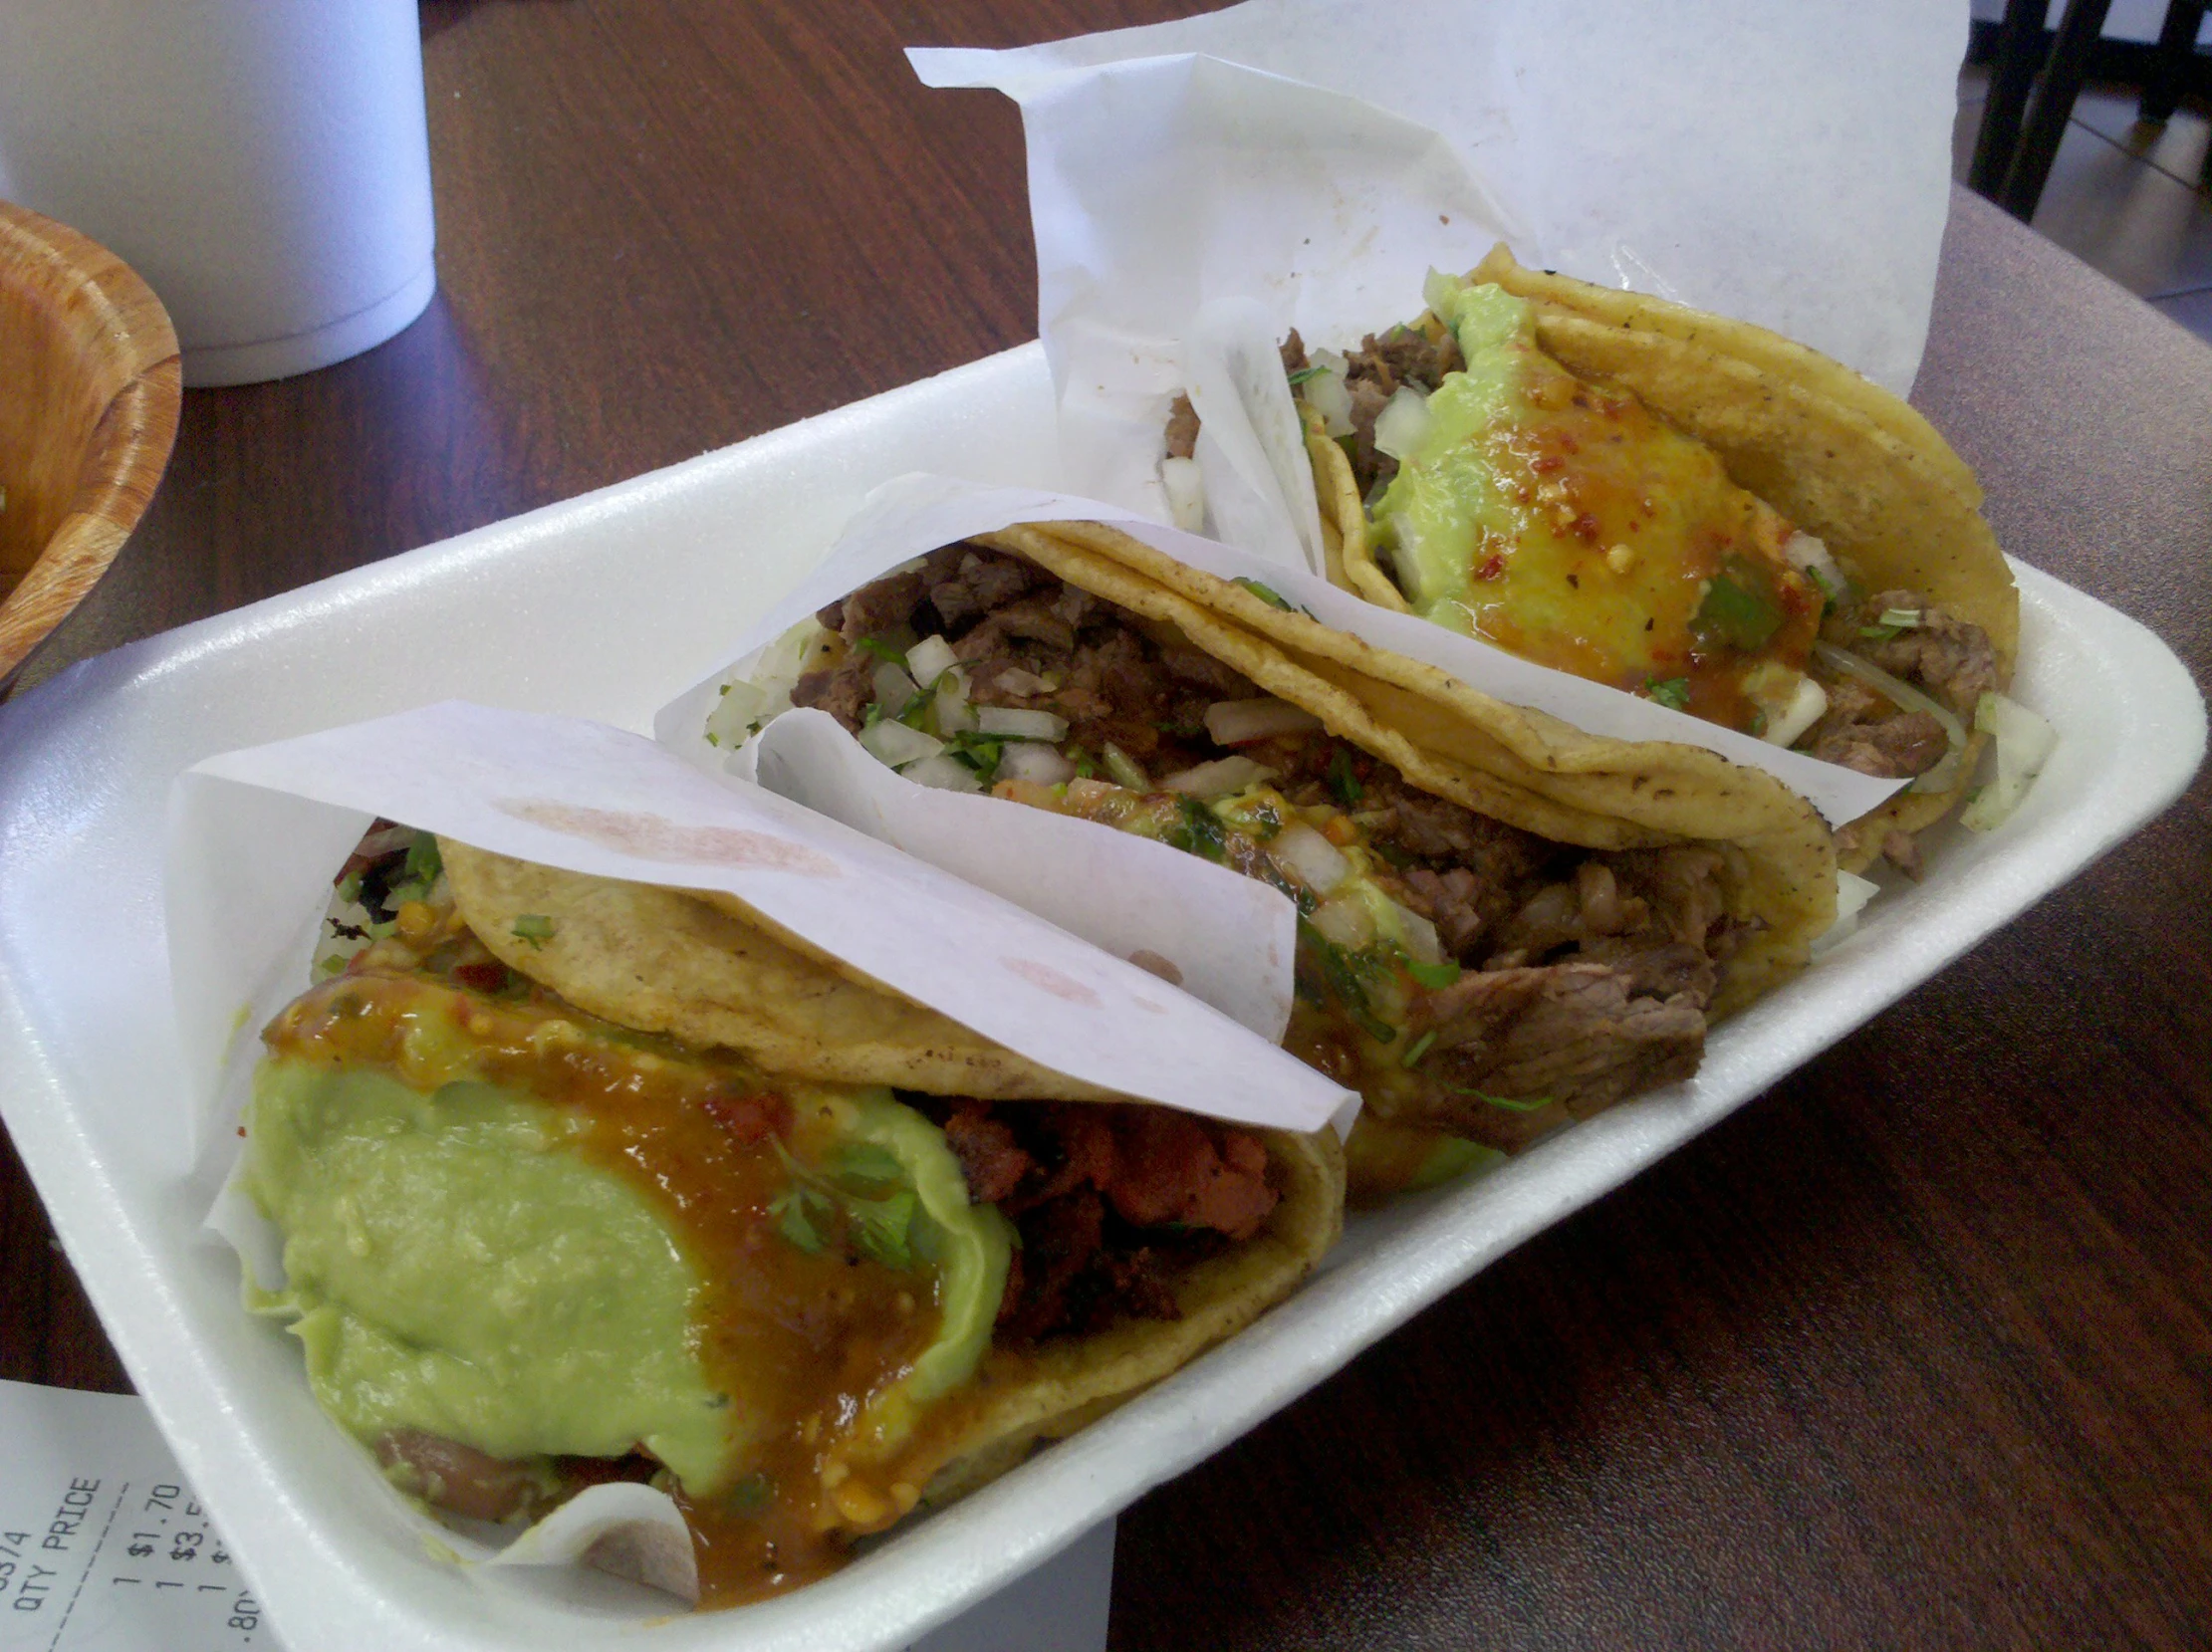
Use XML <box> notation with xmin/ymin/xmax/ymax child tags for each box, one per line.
<box><xmin>855</xmin><ymin>635</ymin><xmax>907</xmax><ymax>667</ymax></box>
<box><xmin>1327</xmin><ymin>746</ymin><xmax>1364</xmax><ymax>807</ymax></box>
<box><xmin>1166</xmin><ymin>797</ymin><xmax>1229</xmax><ymax>861</ymax></box>
<box><xmin>945</xmin><ymin>729</ymin><xmax>1006</xmax><ymax>783</ymax></box>
<box><xmin>1443</xmin><ymin>1086</ymin><xmax>1553</xmax><ymax>1113</ymax></box>
<box><xmin>770</xmin><ymin>1140</ymin><xmax>921</xmax><ymax>1270</ymax></box>
<box><xmin>770</xmin><ymin>1186</ymin><xmax>831</xmax><ymax>1255</ymax></box>
<box><xmin>1068</xmin><ymin>745</ymin><xmax>1098</xmax><ymax>781</ymax></box>
<box><xmin>1645</xmin><ymin>676</ymin><xmax>1691</xmax><ymax>712</ymax></box>
<box><xmin>1399</xmin><ymin>1030</ymin><xmax>1438</xmax><ymax>1069</ymax></box>
<box><xmin>1297</xmin><ymin>918</ymin><xmax>1396</xmax><ymax>1045</ymax></box>
<box><xmin>835</xmin><ymin>1143</ymin><xmax>905</xmax><ymax>1189</ymax></box>
<box><xmin>724</xmin><ymin>1474</ymin><xmax>774</xmax><ymax>1515</ymax></box>
<box><xmin>511</xmin><ymin>914</ymin><xmax>555</xmax><ymax>950</ymax></box>
<box><xmin>384</xmin><ymin>832</ymin><xmax>445</xmax><ymax>907</ymax></box>
<box><xmin>861</xmin><ymin>699</ymin><xmax>884</xmax><ymax>729</ymax></box>
<box><xmin>704</xmin><ymin>731</ymin><xmax>720</xmax><ymax>747</ymax></box>
<box><xmin>1233</xmin><ymin>577</ymin><xmax>1295</xmax><ymax>611</ymax></box>
<box><xmin>848</xmin><ymin>1187</ymin><xmax>918</xmax><ymax>1271</ymax></box>
<box><xmin>404</xmin><ymin>833</ymin><xmax>442</xmax><ymax>885</ymax></box>
<box><xmin>1285</xmin><ymin>364</ymin><xmax>1328</xmax><ymax>386</ymax></box>
<box><xmin>1405</xmin><ymin>958</ymin><xmax>1463</xmax><ymax>990</ymax></box>
<box><xmin>1691</xmin><ymin>562</ymin><xmax>1786</xmax><ymax>651</ymax></box>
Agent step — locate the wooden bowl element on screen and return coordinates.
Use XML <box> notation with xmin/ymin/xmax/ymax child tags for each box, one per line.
<box><xmin>0</xmin><ymin>199</ymin><xmax>181</xmax><ymax>688</ymax></box>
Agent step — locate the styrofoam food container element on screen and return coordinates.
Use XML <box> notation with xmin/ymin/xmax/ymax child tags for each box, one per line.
<box><xmin>0</xmin><ymin>341</ymin><xmax>2199</xmax><ymax>1652</ymax></box>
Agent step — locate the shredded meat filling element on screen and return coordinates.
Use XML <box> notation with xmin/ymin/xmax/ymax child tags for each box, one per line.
<box><xmin>931</xmin><ymin>1098</ymin><xmax>1279</xmax><ymax>1345</ymax></box>
<box><xmin>817</xmin><ymin>544</ymin><xmax>1744</xmax><ymax>1144</ymax></box>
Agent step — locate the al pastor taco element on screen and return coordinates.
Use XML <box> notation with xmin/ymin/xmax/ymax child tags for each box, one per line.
<box><xmin>1190</xmin><ymin>245</ymin><xmax>2024</xmax><ymax>876</ymax></box>
<box><xmin>705</xmin><ymin>519</ymin><xmax>1836</xmax><ymax>1198</ymax></box>
<box><xmin>241</xmin><ymin>824</ymin><xmax>1343</xmax><ymax>1608</ymax></box>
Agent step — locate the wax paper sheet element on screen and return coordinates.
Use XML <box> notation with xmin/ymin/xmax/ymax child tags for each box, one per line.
<box><xmin>655</xmin><ymin>473</ymin><xmax>1900</xmax><ymax>830</ymax></box>
<box><xmin>166</xmin><ymin>702</ymin><xmax>1352</xmax><ymax>1146</ymax></box>
<box><xmin>913</xmin><ymin>0</ymin><xmax>1967</xmax><ymax>521</ymax></box>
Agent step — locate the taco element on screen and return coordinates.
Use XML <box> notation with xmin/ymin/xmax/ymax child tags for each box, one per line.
<box><xmin>708</xmin><ymin>520</ymin><xmax>1835</xmax><ymax>1198</ymax></box>
<box><xmin>242</xmin><ymin>824</ymin><xmax>1343</xmax><ymax>1609</ymax></box>
<box><xmin>1191</xmin><ymin>245</ymin><xmax>2022</xmax><ymax>876</ymax></box>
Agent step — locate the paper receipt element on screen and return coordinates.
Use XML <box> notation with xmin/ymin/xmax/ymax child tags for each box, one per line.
<box><xmin>0</xmin><ymin>1379</ymin><xmax>1111</xmax><ymax>1652</ymax></box>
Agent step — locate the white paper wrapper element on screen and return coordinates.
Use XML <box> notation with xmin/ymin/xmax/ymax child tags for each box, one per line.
<box><xmin>656</xmin><ymin>473</ymin><xmax>1901</xmax><ymax>831</ymax></box>
<box><xmin>912</xmin><ymin>0</ymin><xmax>1965</xmax><ymax>417</ymax></box>
<box><xmin>725</xmin><ymin>708</ymin><xmax>1299</xmax><ymax>1041</ymax></box>
<box><xmin>169</xmin><ymin>701</ymin><xmax>1350</xmax><ymax>1143</ymax></box>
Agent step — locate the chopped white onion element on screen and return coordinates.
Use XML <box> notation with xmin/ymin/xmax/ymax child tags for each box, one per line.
<box><xmin>704</xmin><ymin>678</ymin><xmax>773</xmax><ymax>747</ymax></box>
<box><xmin>997</xmin><ymin>742</ymin><xmax>1077</xmax><ymax>787</ymax></box>
<box><xmin>1161</xmin><ymin>755</ymin><xmax>1276</xmax><ymax>801</ymax></box>
<box><xmin>1103</xmin><ymin>743</ymin><xmax>1150</xmax><ymax>792</ymax></box>
<box><xmin>1271</xmin><ymin>824</ymin><xmax>1349</xmax><ymax>896</ymax></box>
<box><xmin>1204</xmin><ymin>696</ymin><xmax>1323</xmax><ymax>745</ymax></box>
<box><xmin>1812</xmin><ymin>641</ymin><xmax>1969</xmax><ymax>794</ymax></box>
<box><xmin>1387</xmin><ymin>900</ymin><xmax>1444</xmax><ymax>965</ymax></box>
<box><xmin>1813</xmin><ymin>869</ymin><xmax>1883</xmax><ymax>953</ymax></box>
<box><xmin>1960</xmin><ymin>692</ymin><xmax>2058</xmax><ymax>831</ymax></box>
<box><xmin>1301</xmin><ymin>350</ymin><xmax>1353</xmax><ymax>437</ymax></box>
<box><xmin>977</xmin><ymin>706</ymin><xmax>1068</xmax><ymax>742</ymax></box>
<box><xmin>872</xmin><ymin>659</ymin><xmax>918</xmax><ymax>719</ymax></box>
<box><xmin>1161</xmin><ymin>456</ymin><xmax>1207</xmax><ymax>533</ymax></box>
<box><xmin>900</xmin><ymin>753</ymin><xmax>985</xmax><ymax>794</ymax></box>
<box><xmin>1309</xmin><ymin>893</ymin><xmax>1375</xmax><ymax>951</ymax></box>
<box><xmin>858</xmin><ymin>719</ymin><xmax>942</xmax><ymax>769</ymax></box>
<box><xmin>1422</xmin><ymin>267</ymin><xmax>1465</xmax><ymax>319</ymax></box>
<box><xmin>1759</xmin><ymin>674</ymin><xmax>1830</xmax><ymax>748</ymax></box>
<box><xmin>934</xmin><ymin>667</ymin><xmax>975</xmax><ymax>734</ymax></box>
<box><xmin>905</xmin><ymin>633</ymin><xmax>958</xmax><ymax>689</ymax></box>
<box><xmin>992</xmin><ymin>666</ymin><xmax>1055</xmax><ymax>697</ymax></box>
<box><xmin>1371</xmin><ymin>384</ymin><xmax>1432</xmax><ymax>462</ymax></box>
<box><xmin>1782</xmin><ymin>531</ymin><xmax>1846</xmax><ymax>592</ymax></box>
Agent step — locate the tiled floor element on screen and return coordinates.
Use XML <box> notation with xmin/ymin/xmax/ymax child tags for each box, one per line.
<box><xmin>1956</xmin><ymin>64</ymin><xmax>2212</xmax><ymax>339</ymax></box>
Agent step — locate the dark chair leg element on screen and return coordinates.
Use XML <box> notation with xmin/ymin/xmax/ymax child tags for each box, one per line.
<box><xmin>2138</xmin><ymin>0</ymin><xmax>2205</xmax><ymax>121</ymax></box>
<box><xmin>1999</xmin><ymin>0</ymin><xmax>2116</xmax><ymax>221</ymax></box>
<box><xmin>1971</xmin><ymin>0</ymin><xmax>2057</xmax><ymax>198</ymax></box>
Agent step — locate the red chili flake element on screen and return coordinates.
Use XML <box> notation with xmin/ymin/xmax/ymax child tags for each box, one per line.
<box><xmin>452</xmin><ymin>960</ymin><xmax>510</xmax><ymax>995</ymax></box>
<box><xmin>1571</xmin><ymin>514</ymin><xmax>1601</xmax><ymax>543</ymax></box>
<box><xmin>1475</xmin><ymin>555</ymin><xmax>1507</xmax><ymax>581</ymax></box>
<box><xmin>1529</xmin><ymin>454</ymin><xmax>1565</xmax><ymax>475</ymax></box>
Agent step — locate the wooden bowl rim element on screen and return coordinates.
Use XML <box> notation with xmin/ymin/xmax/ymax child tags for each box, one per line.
<box><xmin>0</xmin><ymin>199</ymin><xmax>182</xmax><ymax>686</ymax></box>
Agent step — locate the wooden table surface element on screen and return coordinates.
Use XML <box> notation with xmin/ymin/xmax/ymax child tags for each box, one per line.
<box><xmin>6</xmin><ymin>3</ymin><xmax>2211</xmax><ymax>1647</ymax></box>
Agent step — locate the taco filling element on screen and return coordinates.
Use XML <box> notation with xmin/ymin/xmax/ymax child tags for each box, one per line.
<box><xmin>248</xmin><ymin>826</ymin><xmax>1298</xmax><ymax>1607</ymax></box>
<box><xmin>1163</xmin><ymin>270</ymin><xmax>2013</xmax><ymax>873</ymax></box>
<box><xmin>724</xmin><ymin>544</ymin><xmax>1754</xmax><ymax>1181</ymax></box>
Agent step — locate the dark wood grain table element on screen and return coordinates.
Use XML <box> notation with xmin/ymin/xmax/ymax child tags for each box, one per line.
<box><xmin>6</xmin><ymin>3</ymin><xmax>2211</xmax><ymax>1646</ymax></box>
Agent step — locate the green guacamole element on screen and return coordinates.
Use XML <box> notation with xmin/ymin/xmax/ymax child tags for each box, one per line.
<box><xmin>1369</xmin><ymin>280</ymin><xmax>1799</xmax><ymax>717</ymax></box>
<box><xmin>244</xmin><ymin>1015</ymin><xmax>1010</xmax><ymax>1501</ymax></box>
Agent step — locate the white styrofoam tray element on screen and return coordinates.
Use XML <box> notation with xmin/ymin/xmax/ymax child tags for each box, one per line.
<box><xmin>0</xmin><ymin>342</ymin><xmax>2199</xmax><ymax>1652</ymax></box>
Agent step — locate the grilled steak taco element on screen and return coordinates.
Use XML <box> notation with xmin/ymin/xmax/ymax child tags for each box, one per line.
<box><xmin>706</xmin><ymin>520</ymin><xmax>1835</xmax><ymax>1198</ymax></box>
<box><xmin>242</xmin><ymin>825</ymin><xmax>1343</xmax><ymax>1608</ymax></box>
<box><xmin>1187</xmin><ymin>245</ymin><xmax>2022</xmax><ymax>876</ymax></box>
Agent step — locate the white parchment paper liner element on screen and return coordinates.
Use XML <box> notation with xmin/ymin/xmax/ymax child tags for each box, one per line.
<box><xmin>176</xmin><ymin>701</ymin><xmax>1356</xmax><ymax>1602</ymax></box>
<box><xmin>912</xmin><ymin>0</ymin><xmax>1965</xmax><ymax>405</ymax></box>
<box><xmin>656</xmin><ymin>473</ymin><xmax>1901</xmax><ymax>831</ymax></box>
<box><xmin>169</xmin><ymin>701</ymin><xmax>1349</xmax><ymax>1145</ymax></box>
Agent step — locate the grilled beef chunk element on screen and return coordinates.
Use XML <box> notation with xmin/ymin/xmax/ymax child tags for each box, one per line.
<box><xmin>1824</xmin><ymin>588</ymin><xmax>2000</xmax><ymax>718</ymax></box>
<box><xmin>930</xmin><ymin>1098</ymin><xmax>1279</xmax><ymax>1345</ymax></box>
